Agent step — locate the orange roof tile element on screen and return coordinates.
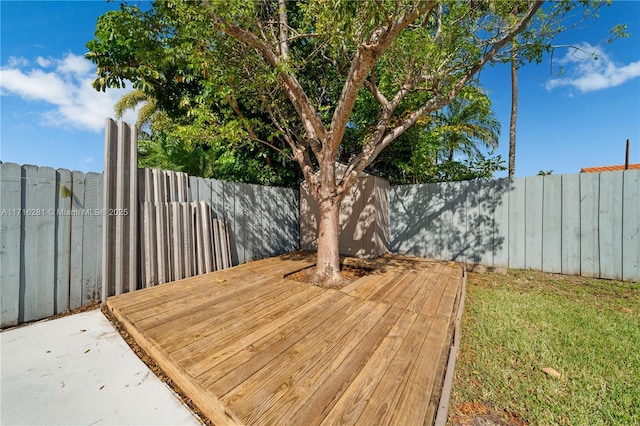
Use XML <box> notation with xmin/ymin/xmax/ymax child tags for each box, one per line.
<box><xmin>580</xmin><ymin>164</ymin><xmax>640</xmax><ymax>173</ymax></box>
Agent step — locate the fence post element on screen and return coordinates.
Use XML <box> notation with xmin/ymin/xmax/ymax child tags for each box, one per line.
<box><xmin>101</xmin><ymin>119</ymin><xmax>138</xmax><ymax>301</ymax></box>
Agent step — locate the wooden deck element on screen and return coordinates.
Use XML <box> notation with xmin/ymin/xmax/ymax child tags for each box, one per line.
<box><xmin>105</xmin><ymin>252</ymin><xmax>463</xmax><ymax>426</ymax></box>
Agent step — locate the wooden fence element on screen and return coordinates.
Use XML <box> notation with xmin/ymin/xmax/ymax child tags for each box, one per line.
<box><xmin>100</xmin><ymin>119</ymin><xmax>299</xmax><ymax>301</ymax></box>
<box><xmin>1</xmin><ymin>161</ymin><xmax>300</xmax><ymax>327</ymax></box>
<box><xmin>0</xmin><ymin>163</ymin><xmax>103</xmax><ymax>327</ymax></box>
<box><xmin>137</xmin><ymin>168</ymin><xmax>232</xmax><ymax>287</ymax></box>
<box><xmin>389</xmin><ymin>170</ymin><xmax>640</xmax><ymax>282</ymax></box>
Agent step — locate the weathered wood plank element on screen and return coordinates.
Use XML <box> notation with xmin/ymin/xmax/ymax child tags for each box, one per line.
<box><xmin>102</xmin><ymin>118</ymin><xmax>118</xmax><ymax>301</ymax></box>
<box><xmin>224</xmin><ymin>298</ymin><xmax>377</xmax><ymax>424</ymax></box>
<box><xmin>272</xmin><ymin>304</ymin><xmax>402</xmax><ymax>426</ymax></box>
<box><xmin>197</xmin><ymin>292</ymin><xmax>353</xmax><ymax>393</ymax></box>
<box><xmin>355</xmin><ymin>309</ymin><xmax>435</xmax><ymax>425</ymax></box>
<box><xmin>391</xmin><ymin>316</ymin><xmax>450</xmax><ymax>426</ymax></box>
<box><xmin>320</xmin><ymin>309</ymin><xmax>417</xmax><ymax>426</ymax></box>
<box><xmin>188</xmin><ymin>288</ymin><xmax>333</xmax><ymax>378</ymax></box>
<box><xmin>82</xmin><ymin>172</ymin><xmax>101</xmax><ymax>304</ymax></box>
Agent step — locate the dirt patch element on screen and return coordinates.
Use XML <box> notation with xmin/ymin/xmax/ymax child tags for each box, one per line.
<box><xmin>1</xmin><ymin>301</ymin><xmax>102</xmax><ymax>332</ymax></box>
<box><xmin>285</xmin><ymin>264</ymin><xmax>371</xmax><ymax>286</ymax></box>
<box><xmin>450</xmin><ymin>402</ymin><xmax>527</xmax><ymax>426</ymax></box>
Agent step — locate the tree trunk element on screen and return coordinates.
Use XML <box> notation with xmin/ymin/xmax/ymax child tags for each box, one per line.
<box><xmin>509</xmin><ymin>47</ymin><xmax>518</xmax><ymax>178</ymax></box>
<box><xmin>314</xmin><ymin>197</ymin><xmax>343</xmax><ymax>287</ymax></box>
<box><xmin>310</xmin><ymin>155</ymin><xmax>344</xmax><ymax>287</ymax></box>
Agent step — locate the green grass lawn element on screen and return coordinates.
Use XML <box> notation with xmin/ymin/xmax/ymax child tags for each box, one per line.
<box><xmin>449</xmin><ymin>269</ymin><xmax>640</xmax><ymax>425</ymax></box>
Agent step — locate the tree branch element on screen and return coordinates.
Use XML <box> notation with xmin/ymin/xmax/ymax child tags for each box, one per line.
<box><xmin>328</xmin><ymin>1</ymin><xmax>438</xmax><ymax>152</ymax></box>
<box><xmin>202</xmin><ymin>0</ymin><xmax>327</xmax><ymax>145</ymax></box>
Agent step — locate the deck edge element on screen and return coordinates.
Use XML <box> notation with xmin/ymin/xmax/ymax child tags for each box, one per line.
<box><xmin>433</xmin><ymin>265</ymin><xmax>467</xmax><ymax>426</ymax></box>
<box><xmin>105</xmin><ymin>298</ymin><xmax>244</xmax><ymax>426</ymax></box>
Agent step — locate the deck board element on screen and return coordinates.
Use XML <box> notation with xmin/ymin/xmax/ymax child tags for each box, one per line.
<box><xmin>105</xmin><ymin>252</ymin><xmax>462</xmax><ymax>425</ymax></box>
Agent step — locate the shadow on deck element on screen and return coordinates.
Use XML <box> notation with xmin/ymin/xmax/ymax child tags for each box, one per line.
<box><xmin>105</xmin><ymin>252</ymin><xmax>463</xmax><ymax>425</ymax></box>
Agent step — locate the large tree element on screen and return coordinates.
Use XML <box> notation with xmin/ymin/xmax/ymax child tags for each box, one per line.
<box><xmin>88</xmin><ymin>0</ymin><xmax>602</xmax><ymax>285</ymax></box>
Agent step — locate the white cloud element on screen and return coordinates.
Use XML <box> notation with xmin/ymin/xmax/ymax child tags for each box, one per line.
<box><xmin>0</xmin><ymin>52</ymin><xmax>135</xmax><ymax>132</ymax></box>
<box><xmin>57</xmin><ymin>53</ymin><xmax>93</xmax><ymax>76</ymax></box>
<box><xmin>546</xmin><ymin>43</ymin><xmax>640</xmax><ymax>94</ymax></box>
<box><xmin>7</xmin><ymin>56</ymin><xmax>30</xmax><ymax>68</ymax></box>
<box><xmin>36</xmin><ymin>56</ymin><xmax>52</xmax><ymax>68</ymax></box>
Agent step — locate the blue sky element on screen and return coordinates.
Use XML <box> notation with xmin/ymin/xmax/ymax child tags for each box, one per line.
<box><xmin>1</xmin><ymin>1</ymin><xmax>639</xmax><ymax>177</ymax></box>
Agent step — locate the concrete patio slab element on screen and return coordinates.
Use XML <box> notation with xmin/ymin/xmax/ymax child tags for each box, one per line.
<box><xmin>1</xmin><ymin>309</ymin><xmax>200</xmax><ymax>426</ymax></box>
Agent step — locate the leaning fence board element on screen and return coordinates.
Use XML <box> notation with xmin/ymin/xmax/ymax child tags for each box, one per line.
<box><xmin>103</xmin><ymin>119</ymin><xmax>138</xmax><ymax>299</ymax></box>
<box><xmin>82</xmin><ymin>173</ymin><xmax>101</xmax><ymax>304</ymax></box>
<box><xmin>182</xmin><ymin>202</ymin><xmax>194</xmax><ymax>278</ymax></box>
<box><xmin>222</xmin><ymin>181</ymin><xmax>238</xmax><ymax>265</ymax></box>
<box><xmin>170</xmin><ymin>203</ymin><xmax>183</xmax><ymax>280</ymax></box>
<box><xmin>0</xmin><ymin>163</ymin><xmax>23</xmax><ymax>327</ymax></box>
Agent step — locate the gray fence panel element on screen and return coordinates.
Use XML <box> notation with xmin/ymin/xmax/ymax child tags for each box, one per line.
<box><xmin>82</xmin><ymin>173</ymin><xmax>101</xmax><ymax>304</ymax></box>
<box><xmin>21</xmin><ymin>165</ymin><xmax>40</xmax><ymax>322</ymax></box>
<box><xmin>54</xmin><ymin>169</ymin><xmax>72</xmax><ymax>313</ymax></box>
<box><xmin>197</xmin><ymin>177</ymin><xmax>213</xmax><ymax>207</ymax></box>
<box><xmin>449</xmin><ymin>181</ymin><xmax>467</xmax><ymax>262</ymax></box>
<box><xmin>431</xmin><ymin>182</ymin><xmax>449</xmax><ymax>260</ymax></box>
<box><xmin>508</xmin><ymin>178</ymin><xmax>526</xmax><ymax>269</ymax></box>
<box><xmin>561</xmin><ymin>174</ymin><xmax>581</xmax><ymax>275</ymax></box>
<box><xmin>290</xmin><ymin>188</ymin><xmax>301</xmax><ymax>252</ymax></box>
<box><xmin>388</xmin><ymin>171</ymin><xmax>638</xmax><ymax>282</ymax></box>
<box><xmin>580</xmin><ymin>172</ymin><xmax>600</xmax><ymax>277</ymax></box>
<box><xmin>35</xmin><ymin>167</ymin><xmax>56</xmax><ymax>319</ymax></box>
<box><xmin>492</xmin><ymin>178</ymin><xmax>510</xmax><ymax>268</ymax></box>
<box><xmin>254</xmin><ymin>184</ymin><xmax>266</xmax><ymax>260</ymax></box>
<box><xmin>69</xmin><ymin>171</ymin><xmax>86</xmax><ymax>310</ymax></box>
<box><xmin>210</xmin><ymin>179</ymin><xmax>224</xmax><ymax>218</ymax></box>
<box><xmin>389</xmin><ymin>185</ymin><xmax>411</xmax><ymax>255</ymax></box>
<box><xmin>284</xmin><ymin>186</ymin><xmax>296</xmax><ymax>253</ymax></box>
<box><xmin>265</xmin><ymin>185</ymin><xmax>279</xmax><ymax>257</ymax></box>
<box><xmin>0</xmin><ymin>163</ymin><xmax>22</xmax><ymax>327</ymax></box>
<box><xmin>623</xmin><ymin>170</ymin><xmax>640</xmax><ymax>281</ymax></box>
<box><xmin>599</xmin><ymin>171</ymin><xmax>624</xmax><ymax>280</ymax></box>
<box><xmin>542</xmin><ymin>175</ymin><xmax>562</xmax><ymax>273</ymax></box>
<box><xmin>221</xmin><ymin>181</ymin><xmax>238</xmax><ymax>265</ymax></box>
<box><xmin>233</xmin><ymin>183</ymin><xmax>247</xmax><ymax>265</ymax></box>
<box><xmin>524</xmin><ymin>176</ymin><xmax>543</xmax><ymax>270</ymax></box>
<box><xmin>245</xmin><ymin>184</ymin><xmax>257</xmax><ymax>261</ymax></box>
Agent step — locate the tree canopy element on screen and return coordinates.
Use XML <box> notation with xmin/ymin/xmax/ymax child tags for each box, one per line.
<box><xmin>87</xmin><ymin>0</ymin><xmax>606</xmax><ymax>283</ymax></box>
